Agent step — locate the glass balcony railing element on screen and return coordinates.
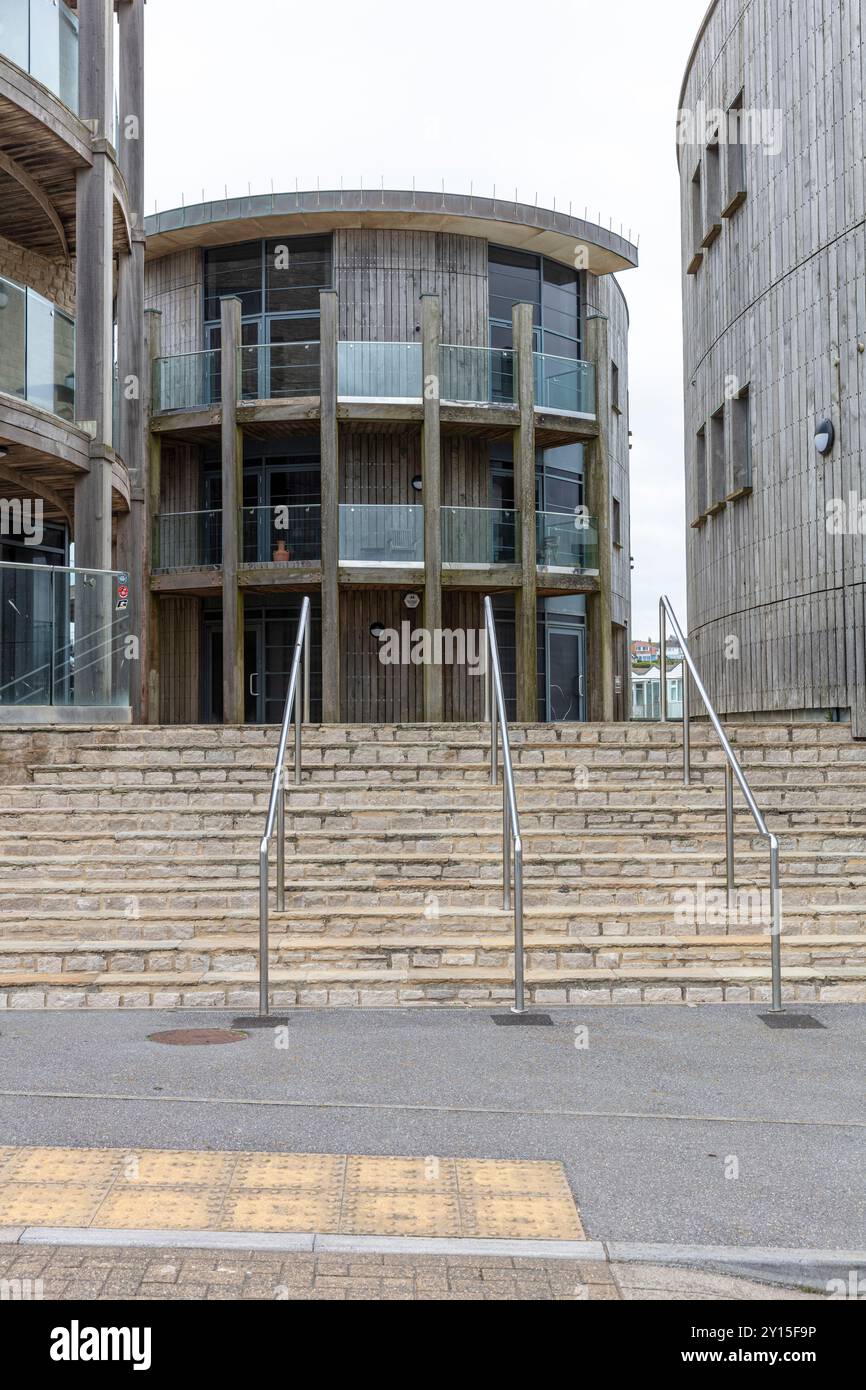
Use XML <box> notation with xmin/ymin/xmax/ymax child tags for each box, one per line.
<box><xmin>153</xmin><ymin>351</ymin><xmax>219</xmax><ymax>413</ymax></box>
<box><xmin>439</xmin><ymin>346</ymin><xmax>516</xmax><ymax>405</ymax></box>
<box><xmin>1</xmin><ymin>0</ymin><xmax>79</xmax><ymax>111</ymax></box>
<box><xmin>534</xmin><ymin>353</ymin><xmax>596</xmax><ymax>415</ymax></box>
<box><xmin>153</xmin><ymin>510</ymin><xmax>222</xmax><ymax>570</ymax></box>
<box><xmin>339</xmin><ymin>504</ymin><xmax>424</xmax><ymax>564</ymax></box>
<box><xmin>0</xmin><ymin>561</ymin><xmax>130</xmax><ymax>709</ymax></box>
<box><xmin>338</xmin><ymin>342</ymin><xmax>422</xmax><ymax>400</ymax></box>
<box><xmin>536</xmin><ymin>510</ymin><xmax>599</xmax><ymax>570</ymax></box>
<box><xmin>239</xmin><ymin>342</ymin><xmax>320</xmax><ymax>400</ymax></box>
<box><xmin>441</xmin><ymin>507</ymin><xmax>519</xmax><ymax>565</ymax></box>
<box><xmin>0</xmin><ymin>276</ymin><xmax>75</xmax><ymax>421</ymax></box>
<box><xmin>242</xmin><ymin>505</ymin><xmax>321</xmax><ymax>564</ymax></box>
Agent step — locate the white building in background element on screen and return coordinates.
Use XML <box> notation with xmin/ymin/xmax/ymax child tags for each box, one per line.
<box><xmin>632</xmin><ymin>664</ymin><xmax>683</xmax><ymax>721</ymax></box>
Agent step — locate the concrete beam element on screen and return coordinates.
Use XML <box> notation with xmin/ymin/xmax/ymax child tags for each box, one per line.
<box><xmin>421</xmin><ymin>294</ymin><xmax>443</xmax><ymax>722</ymax></box>
<box><xmin>220</xmin><ymin>297</ymin><xmax>244</xmax><ymax>724</ymax></box>
<box><xmin>319</xmin><ymin>289</ymin><xmax>340</xmax><ymax>722</ymax></box>
<box><xmin>513</xmin><ymin>301</ymin><xmax>537</xmax><ymax>722</ymax></box>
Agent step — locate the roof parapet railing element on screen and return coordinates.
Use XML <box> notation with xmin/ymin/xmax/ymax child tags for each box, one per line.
<box><xmin>251</xmin><ymin>596</ymin><xmax>311</xmax><ymax>1022</ymax></box>
<box><xmin>659</xmin><ymin>596</ymin><xmax>783</xmax><ymax>1013</ymax></box>
<box><xmin>484</xmin><ymin>595</ymin><xmax>526</xmax><ymax>1015</ymax></box>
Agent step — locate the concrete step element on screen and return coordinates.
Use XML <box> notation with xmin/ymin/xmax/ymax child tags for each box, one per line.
<box><xmin>2</xmin><ymin>825</ymin><xmax>866</xmax><ymax>859</ymax></box>
<box><xmin>1</xmin><ymin>933</ymin><xmax>863</xmax><ymax>982</ymax></box>
<box><xmin>3</xmin><ymin>849</ymin><xmax>865</xmax><ymax>881</ymax></box>
<box><xmin>2</xmin><ymin>874</ymin><xmax>866</xmax><ymax>915</ymax></box>
<box><xmin>27</xmin><ymin>760</ymin><xmax>866</xmax><ymax>790</ymax></box>
<box><xmin>1</xmin><ymin>902</ymin><xmax>866</xmax><ymax>941</ymax></box>
<box><xmin>2</xmin><ymin>961</ymin><xmax>864</xmax><ymax>1010</ymax></box>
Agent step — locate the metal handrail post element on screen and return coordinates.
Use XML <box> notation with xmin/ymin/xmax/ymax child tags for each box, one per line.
<box><xmin>659</xmin><ymin>594</ymin><xmax>784</xmax><ymax>1013</ymax></box>
<box><xmin>503</xmin><ymin>779</ymin><xmax>512</xmax><ymax>910</ymax></box>
<box><xmin>659</xmin><ymin>598</ymin><xmax>668</xmax><ymax>722</ymax></box>
<box><xmin>725</xmin><ymin>763</ymin><xmax>735</xmax><ymax>905</ymax></box>
<box><xmin>682</xmin><ymin>658</ymin><xmax>691</xmax><ymax>785</ymax></box>
<box><xmin>257</xmin><ymin>595</ymin><xmax>311</xmax><ymax>1019</ymax></box>
<box><xmin>484</xmin><ymin>595</ymin><xmax>525</xmax><ymax>1014</ymax></box>
<box><xmin>769</xmin><ymin>836</ymin><xmax>782</xmax><ymax>1013</ymax></box>
<box><xmin>294</xmin><ymin>655</ymin><xmax>303</xmax><ymax>786</ymax></box>
<box><xmin>276</xmin><ymin>781</ymin><xmax>285</xmax><ymax>912</ymax></box>
<box><xmin>488</xmin><ymin>622</ymin><xmax>498</xmax><ymax>786</ymax></box>
<box><xmin>303</xmin><ymin>621</ymin><xmax>311</xmax><ymax>724</ymax></box>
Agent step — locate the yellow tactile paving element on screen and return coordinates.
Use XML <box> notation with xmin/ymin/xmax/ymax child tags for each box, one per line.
<box><xmin>0</xmin><ymin>1145</ymin><xmax>584</xmax><ymax>1241</ymax></box>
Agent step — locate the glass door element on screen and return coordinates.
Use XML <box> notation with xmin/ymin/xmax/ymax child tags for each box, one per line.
<box><xmin>546</xmin><ymin>622</ymin><xmax>586</xmax><ymax>722</ymax></box>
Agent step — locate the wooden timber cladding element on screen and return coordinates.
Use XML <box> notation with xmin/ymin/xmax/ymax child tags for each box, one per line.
<box><xmin>334</xmin><ymin>230</ymin><xmax>489</xmax><ymax>345</ymax></box>
<box><xmin>680</xmin><ymin>0</ymin><xmax>866</xmax><ymax>733</ymax></box>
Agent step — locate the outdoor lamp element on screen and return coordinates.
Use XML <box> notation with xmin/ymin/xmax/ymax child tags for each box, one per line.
<box><xmin>815</xmin><ymin>418</ymin><xmax>835</xmax><ymax>456</ymax></box>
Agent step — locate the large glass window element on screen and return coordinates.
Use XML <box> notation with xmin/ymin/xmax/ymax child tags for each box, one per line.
<box><xmin>204</xmin><ymin>236</ymin><xmax>331</xmax><ymax>325</ymax></box>
<box><xmin>488</xmin><ymin>246</ymin><xmax>582</xmax><ymax>357</ymax></box>
<box><xmin>204</xmin><ymin>237</ymin><xmax>331</xmax><ymax>400</ymax></box>
<box><xmin>1</xmin><ymin>1</ymin><xmax>79</xmax><ymax>111</ymax></box>
<box><xmin>0</xmin><ymin>275</ymin><xmax>75</xmax><ymax>421</ymax></box>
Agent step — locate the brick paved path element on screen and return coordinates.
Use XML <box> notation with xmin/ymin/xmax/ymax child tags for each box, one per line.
<box><xmin>0</xmin><ymin>1245</ymin><xmax>823</xmax><ymax>1301</ymax></box>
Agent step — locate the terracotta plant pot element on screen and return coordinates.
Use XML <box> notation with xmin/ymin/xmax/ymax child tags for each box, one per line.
<box><xmin>273</xmin><ymin>538</ymin><xmax>291</xmax><ymax>562</ymax></box>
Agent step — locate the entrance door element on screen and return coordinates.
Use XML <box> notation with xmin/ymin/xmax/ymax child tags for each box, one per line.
<box><xmin>244</xmin><ymin>623</ymin><xmax>264</xmax><ymax>723</ymax></box>
<box><xmin>546</xmin><ymin>623</ymin><xmax>586</xmax><ymax>722</ymax></box>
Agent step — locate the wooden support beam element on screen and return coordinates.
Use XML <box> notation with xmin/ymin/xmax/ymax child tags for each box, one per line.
<box><xmin>0</xmin><ymin>461</ymin><xmax>71</xmax><ymax>525</ymax></box>
<box><xmin>513</xmin><ymin>301</ymin><xmax>537</xmax><ymax>722</ymax></box>
<box><xmin>421</xmin><ymin>294</ymin><xmax>443</xmax><ymax>722</ymax></box>
<box><xmin>0</xmin><ymin>149</ymin><xmax>69</xmax><ymax>260</ymax></box>
<box><xmin>586</xmin><ymin>313</ymin><xmax>614</xmax><ymax>721</ymax></box>
<box><xmin>320</xmin><ymin>289</ymin><xmax>340</xmax><ymax>722</ymax></box>
<box><xmin>220</xmin><ymin>297</ymin><xmax>244</xmax><ymax>724</ymax></box>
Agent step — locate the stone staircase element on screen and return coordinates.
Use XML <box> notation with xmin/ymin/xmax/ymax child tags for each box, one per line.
<box><xmin>0</xmin><ymin>721</ymin><xmax>865</xmax><ymax>1009</ymax></box>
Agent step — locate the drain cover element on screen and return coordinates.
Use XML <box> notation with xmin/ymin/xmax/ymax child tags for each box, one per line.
<box><xmin>759</xmin><ymin>1014</ymin><xmax>826</xmax><ymax>1030</ymax></box>
<box><xmin>491</xmin><ymin>1013</ymin><xmax>554</xmax><ymax>1027</ymax></box>
<box><xmin>147</xmin><ymin>1028</ymin><xmax>248</xmax><ymax>1045</ymax></box>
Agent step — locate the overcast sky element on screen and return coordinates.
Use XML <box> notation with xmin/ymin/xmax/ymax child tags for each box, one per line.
<box><xmin>143</xmin><ymin>0</ymin><xmax>709</xmax><ymax>643</ymax></box>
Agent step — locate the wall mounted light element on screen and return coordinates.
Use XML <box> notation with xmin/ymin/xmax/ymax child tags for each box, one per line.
<box><xmin>370</xmin><ymin>622</ymin><xmax>386</xmax><ymax>639</ymax></box>
<box><xmin>411</xmin><ymin>475</ymin><xmax>423</xmax><ymax>492</ymax></box>
<box><xmin>403</xmin><ymin>593</ymin><xmax>421</xmax><ymax>611</ymax></box>
<box><xmin>0</xmin><ymin>447</ymin><xmax>7</xmax><ymax>459</ymax></box>
<box><xmin>815</xmin><ymin>418</ymin><xmax>835</xmax><ymax>456</ymax></box>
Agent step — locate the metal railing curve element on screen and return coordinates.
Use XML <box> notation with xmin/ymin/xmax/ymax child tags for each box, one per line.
<box><xmin>484</xmin><ymin>595</ymin><xmax>526</xmax><ymax>1014</ymax></box>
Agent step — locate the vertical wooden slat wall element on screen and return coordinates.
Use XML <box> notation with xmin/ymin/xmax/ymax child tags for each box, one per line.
<box><xmin>680</xmin><ymin>0</ymin><xmax>865</xmax><ymax>730</ymax></box>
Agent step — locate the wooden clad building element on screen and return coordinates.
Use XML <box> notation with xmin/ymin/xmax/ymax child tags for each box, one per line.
<box><xmin>679</xmin><ymin>0</ymin><xmax>866</xmax><ymax>733</ymax></box>
<box><xmin>144</xmin><ymin>193</ymin><xmax>636</xmax><ymax>725</ymax></box>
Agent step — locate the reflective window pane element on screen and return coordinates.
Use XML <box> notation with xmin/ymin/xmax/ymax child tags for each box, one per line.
<box><xmin>265</xmin><ymin>236</ymin><xmax>330</xmax><ymax>313</ymax></box>
<box><xmin>0</xmin><ymin>277</ymin><xmax>26</xmax><ymax>399</ymax></box>
<box><xmin>204</xmin><ymin>242</ymin><xmax>262</xmax><ymax>319</ymax></box>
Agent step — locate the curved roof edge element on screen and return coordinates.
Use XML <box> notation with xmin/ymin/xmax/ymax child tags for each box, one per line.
<box><xmin>144</xmin><ymin>188</ymin><xmax>638</xmax><ymax>277</ymax></box>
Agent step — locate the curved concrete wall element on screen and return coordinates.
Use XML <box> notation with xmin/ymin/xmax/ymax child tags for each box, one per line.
<box><xmin>679</xmin><ymin>0</ymin><xmax>866</xmax><ymax>729</ymax></box>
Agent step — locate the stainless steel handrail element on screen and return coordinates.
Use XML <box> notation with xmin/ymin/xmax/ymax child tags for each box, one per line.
<box><xmin>483</xmin><ymin>595</ymin><xmax>526</xmax><ymax>1014</ymax></box>
<box><xmin>659</xmin><ymin>595</ymin><xmax>783</xmax><ymax>1013</ymax></box>
<box><xmin>257</xmin><ymin>595</ymin><xmax>311</xmax><ymax>1018</ymax></box>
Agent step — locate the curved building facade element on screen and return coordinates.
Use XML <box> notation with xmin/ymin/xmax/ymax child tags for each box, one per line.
<box><xmin>0</xmin><ymin>0</ymin><xmax>145</xmax><ymax>719</ymax></box>
<box><xmin>144</xmin><ymin>192</ymin><xmax>635</xmax><ymax>724</ymax></box>
<box><xmin>678</xmin><ymin>0</ymin><xmax>866</xmax><ymax>732</ymax></box>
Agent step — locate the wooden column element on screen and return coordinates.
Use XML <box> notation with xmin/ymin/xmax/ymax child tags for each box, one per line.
<box><xmin>421</xmin><ymin>294</ymin><xmax>443</xmax><ymax>722</ymax></box>
<box><xmin>586</xmin><ymin>313</ymin><xmax>614</xmax><ymax>721</ymax></box>
<box><xmin>513</xmin><ymin>302</ymin><xmax>537</xmax><ymax>722</ymax></box>
<box><xmin>74</xmin><ymin>0</ymin><xmax>115</xmax><ymax>575</ymax></box>
<box><xmin>117</xmin><ymin>0</ymin><xmax>147</xmax><ymax>720</ymax></box>
<box><xmin>319</xmin><ymin>289</ymin><xmax>340</xmax><ymax>723</ymax></box>
<box><xmin>220</xmin><ymin>297</ymin><xmax>244</xmax><ymax>724</ymax></box>
<box><xmin>145</xmin><ymin>310</ymin><xmax>162</xmax><ymax>724</ymax></box>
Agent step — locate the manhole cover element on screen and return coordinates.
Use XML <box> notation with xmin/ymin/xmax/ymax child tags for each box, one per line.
<box><xmin>147</xmin><ymin>1029</ymin><xmax>248</xmax><ymax>1046</ymax></box>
